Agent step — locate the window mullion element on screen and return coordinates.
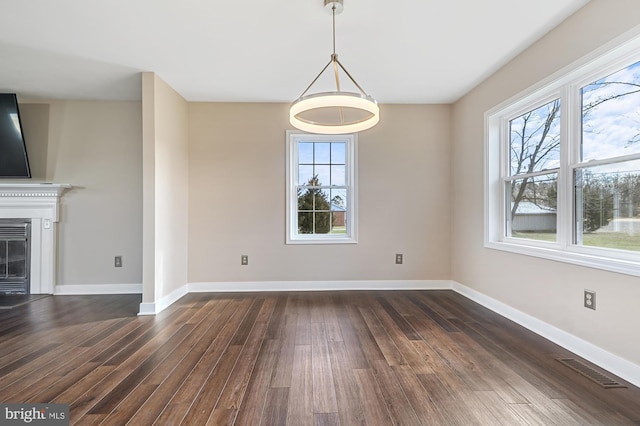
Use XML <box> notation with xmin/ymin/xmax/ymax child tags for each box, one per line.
<box><xmin>499</xmin><ymin>117</ymin><xmax>510</xmax><ymax>239</ymax></box>
<box><xmin>557</xmin><ymin>85</ymin><xmax>574</xmax><ymax>250</ymax></box>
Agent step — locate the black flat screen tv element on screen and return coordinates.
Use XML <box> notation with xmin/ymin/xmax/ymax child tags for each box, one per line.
<box><xmin>0</xmin><ymin>93</ymin><xmax>31</xmax><ymax>178</ymax></box>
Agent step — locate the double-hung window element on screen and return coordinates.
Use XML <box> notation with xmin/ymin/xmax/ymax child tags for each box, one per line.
<box><xmin>486</xmin><ymin>34</ymin><xmax>640</xmax><ymax>276</ymax></box>
<box><xmin>286</xmin><ymin>131</ymin><xmax>357</xmax><ymax>244</ymax></box>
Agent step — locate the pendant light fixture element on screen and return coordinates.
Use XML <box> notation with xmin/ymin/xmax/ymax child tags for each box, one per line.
<box><xmin>289</xmin><ymin>0</ymin><xmax>379</xmax><ymax>134</ymax></box>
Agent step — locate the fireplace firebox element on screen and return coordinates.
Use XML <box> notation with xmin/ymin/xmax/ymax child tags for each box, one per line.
<box><xmin>0</xmin><ymin>219</ymin><xmax>31</xmax><ymax>294</ymax></box>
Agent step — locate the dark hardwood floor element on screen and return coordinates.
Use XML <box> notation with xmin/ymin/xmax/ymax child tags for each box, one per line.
<box><xmin>0</xmin><ymin>291</ymin><xmax>639</xmax><ymax>425</ymax></box>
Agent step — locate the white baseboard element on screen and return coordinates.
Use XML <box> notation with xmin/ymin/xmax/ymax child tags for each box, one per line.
<box><xmin>451</xmin><ymin>281</ymin><xmax>640</xmax><ymax>389</ymax></box>
<box><xmin>138</xmin><ymin>284</ymin><xmax>188</xmax><ymax>316</ymax></box>
<box><xmin>54</xmin><ymin>283</ymin><xmax>142</xmax><ymax>295</ymax></box>
<box><xmin>138</xmin><ymin>302</ymin><xmax>156</xmax><ymax>316</ymax></box>
<box><xmin>187</xmin><ymin>280</ymin><xmax>452</xmax><ymax>293</ymax></box>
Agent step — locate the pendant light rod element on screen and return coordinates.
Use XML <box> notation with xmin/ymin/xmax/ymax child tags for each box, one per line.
<box><xmin>297</xmin><ymin>58</ymin><xmax>334</xmax><ymax>98</ymax></box>
<box><xmin>334</xmin><ymin>56</ymin><xmax>370</xmax><ymax>97</ymax></box>
<box><xmin>296</xmin><ymin>53</ymin><xmax>370</xmax><ymax>99</ymax></box>
<box><xmin>331</xmin><ymin>4</ymin><xmax>344</xmax><ymax>124</ymax></box>
<box><xmin>332</xmin><ymin>2</ymin><xmax>337</xmax><ymax>56</ymax></box>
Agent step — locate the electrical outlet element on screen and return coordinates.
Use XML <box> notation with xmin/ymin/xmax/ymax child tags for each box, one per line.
<box><xmin>241</xmin><ymin>255</ymin><xmax>249</xmax><ymax>266</ymax></box>
<box><xmin>114</xmin><ymin>256</ymin><xmax>123</xmax><ymax>268</ymax></box>
<box><xmin>395</xmin><ymin>254</ymin><xmax>403</xmax><ymax>264</ymax></box>
<box><xmin>584</xmin><ymin>290</ymin><xmax>596</xmax><ymax>310</ymax></box>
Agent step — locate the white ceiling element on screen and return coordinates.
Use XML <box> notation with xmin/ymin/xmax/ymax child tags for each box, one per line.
<box><xmin>0</xmin><ymin>0</ymin><xmax>590</xmax><ymax>104</ymax></box>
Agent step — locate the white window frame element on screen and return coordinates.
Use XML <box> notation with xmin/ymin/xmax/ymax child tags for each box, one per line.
<box><xmin>286</xmin><ymin>130</ymin><xmax>358</xmax><ymax>244</ymax></box>
<box><xmin>485</xmin><ymin>31</ymin><xmax>640</xmax><ymax>277</ymax></box>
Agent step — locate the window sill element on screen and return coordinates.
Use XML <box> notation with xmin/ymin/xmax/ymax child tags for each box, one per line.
<box><xmin>485</xmin><ymin>240</ymin><xmax>640</xmax><ymax>278</ymax></box>
<box><xmin>286</xmin><ymin>236</ymin><xmax>358</xmax><ymax>245</ymax></box>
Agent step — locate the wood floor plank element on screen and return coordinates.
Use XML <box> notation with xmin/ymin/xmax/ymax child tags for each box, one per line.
<box><xmin>474</xmin><ymin>390</ymin><xmax>531</xmax><ymax>425</ymax></box>
<box><xmin>417</xmin><ymin>372</ymin><xmax>455</xmax><ymax>404</ymax></box>
<box><xmin>87</xmin><ymin>323</ymin><xmax>195</xmax><ymax>418</ymax></box>
<box><xmin>285</xmin><ymin>344</ymin><xmax>314</xmax><ymax>426</ymax></box>
<box><xmin>69</xmin><ymin>319</ymin><xmax>194</xmax><ymax>419</ymax></box>
<box><xmin>259</xmin><ymin>387</ymin><xmax>289</xmax><ymax>426</ymax></box>
<box><xmin>358</xmin><ymin>306</ymin><xmax>407</xmax><ymax>367</ymax></box>
<box><xmin>294</xmin><ymin>294</ymin><xmax>312</xmax><ymax>346</ymax></box>
<box><xmin>327</xmin><ymin>340</ymin><xmax>367</xmax><ymax>425</ymax></box>
<box><xmin>372</xmin><ymin>299</ymin><xmax>435</xmax><ymax>375</ymax></box>
<box><xmin>352</xmin><ymin>368</ymin><xmax>393</xmax><ymax>425</ymax></box>
<box><xmin>1</xmin><ymin>291</ymin><xmax>639</xmax><ymax>425</ymax></box>
<box><xmin>25</xmin><ymin>361</ymin><xmax>102</xmax><ymax>403</ymax></box>
<box><xmin>97</xmin><ymin>383</ymin><xmax>158</xmax><ymax>426</ymax></box>
<box><xmin>550</xmin><ymin>397</ymin><xmax>609</xmax><ymax>425</ymax></box>
<box><xmin>0</xmin><ymin>345</ymin><xmax>92</xmax><ymax>401</ymax></box>
<box><xmin>0</xmin><ymin>342</ymin><xmax>60</xmax><ymax>378</ymax></box>
<box><xmin>180</xmin><ymin>344</ymin><xmax>243</xmax><ymax>424</ymax></box>
<box><xmin>126</xmin><ymin>298</ymin><xmax>244</xmax><ymax>425</ymax></box>
<box><xmin>376</xmin><ymin>296</ymin><xmax>422</xmax><ymax>340</ymax></box>
<box><xmin>322</xmin><ymin>294</ymin><xmax>343</xmax><ymax>343</ymax></box>
<box><xmin>234</xmin><ymin>340</ymin><xmax>279</xmax><ymax>426</ymax></box>
<box><xmin>392</xmin><ymin>364</ymin><xmax>449</xmax><ymax>425</ymax></box>
<box><xmin>411</xmin><ymin>297</ymin><xmax>462</xmax><ymax>333</ymax></box>
<box><xmin>508</xmin><ymin>403</ymin><xmax>558</xmax><ymax>426</ymax></box>
<box><xmin>331</xmin><ymin>293</ymin><xmax>369</xmax><ymax>370</ymax></box>
<box><xmin>313</xmin><ymin>412</ymin><xmax>339</xmax><ymax>426</ymax></box>
<box><xmin>153</xmin><ymin>298</ymin><xmax>254</xmax><ymax>424</ymax></box>
<box><xmin>343</xmin><ymin>303</ymin><xmax>386</xmax><ymax>364</ymax></box>
<box><xmin>209</xmin><ymin>296</ymin><xmax>277</xmax><ymax>422</ymax></box>
<box><xmin>269</xmin><ymin>314</ymin><xmax>297</xmax><ymax>388</ymax></box>
<box><xmin>311</xmin><ymin>322</ymin><xmax>338</xmax><ymax>414</ymax></box>
<box><xmin>51</xmin><ymin>365</ymin><xmax>116</xmax><ymax>408</ymax></box>
<box><xmin>264</xmin><ymin>295</ymin><xmax>287</xmax><ymax>340</ymax></box>
<box><xmin>370</xmin><ymin>359</ymin><xmax>422</xmax><ymax>425</ymax></box>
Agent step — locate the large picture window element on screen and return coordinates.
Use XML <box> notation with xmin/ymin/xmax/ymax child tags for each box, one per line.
<box><xmin>286</xmin><ymin>131</ymin><xmax>357</xmax><ymax>244</ymax></box>
<box><xmin>486</xmin><ymin>35</ymin><xmax>640</xmax><ymax>276</ymax></box>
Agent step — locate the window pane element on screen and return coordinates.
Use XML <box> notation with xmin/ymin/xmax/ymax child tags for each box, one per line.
<box><xmin>315</xmin><ymin>165</ymin><xmax>330</xmax><ymax>186</ymax></box>
<box><xmin>575</xmin><ymin>160</ymin><xmax>640</xmax><ymax>251</ymax></box>
<box><xmin>330</xmin><ymin>189</ymin><xmax>347</xmax><ymax>234</ymax></box>
<box><xmin>298</xmin><ymin>165</ymin><xmax>313</xmax><ymax>185</ymax></box>
<box><xmin>331</xmin><ymin>165</ymin><xmax>345</xmax><ymax>185</ymax></box>
<box><xmin>331</xmin><ymin>142</ymin><xmax>346</xmax><ymax>164</ymax></box>
<box><xmin>299</xmin><ymin>142</ymin><xmax>314</xmax><ymax>164</ymax></box>
<box><xmin>331</xmin><ymin>211</ymin><xmax>346</xmax><ymax>234</ymax></box>
<box><xmin>314</xmin><ymin>189</ymin><xmax>331</xmax><ymax>211</ymax></box>
<box><xmin>298</xmin><ymin>212</ymin><xmax>313</xmax><ymax>234</ymax></box>
<box><xmin>508</xmin><ymin>173</ymin><xmax>558</xmax><ymax>241</ymax></box>
<box><xmin>582</xmin><ymin>60</ymin><xmax>640</xmax><ymax>162</ymax></box>
<box><xmin>330</xmin><ymin>189</ymin><xmax>347</xmax><ymax>210</ymax></box>
<box><xmin>315</xmin><ymin>212</ymin><xmax>331</xmax><ymax>233</ymax></box>
<box><xmin>315</xmin><ymin>143</ymin><xmax>331</xmax><ymax>164</ymax></box>
<box><xmin>509</xmin><ymin>100</ymin><xmax>561</xmax><ymax>176</ymax></box>
<box><xmin>298</xmin><ymin>188</ymin><xmax>313</xmax><ymax>211</ymax></box>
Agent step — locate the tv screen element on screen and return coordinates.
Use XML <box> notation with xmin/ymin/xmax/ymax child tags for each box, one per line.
<box><xmin>0</xmin><ymin>93</ymin><xmax>31</xmax><ymax>178</ymax></box>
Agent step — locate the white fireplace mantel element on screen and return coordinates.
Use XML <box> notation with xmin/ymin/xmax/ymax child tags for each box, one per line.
<box><xmin>0</xmin><ymin>183</ymin><xmax>72</xmax><ymax>294</ymax></box>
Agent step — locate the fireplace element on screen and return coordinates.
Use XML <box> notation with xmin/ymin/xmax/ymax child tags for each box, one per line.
<box><xmin>0</xmin><ymin>219</ymin><xmax>31</xmax><ymax>294</ymax></box>
<box><xmin>0</xmin><ymin>184</ymin><xmax>71</xmax><ymax>294</ymax></box>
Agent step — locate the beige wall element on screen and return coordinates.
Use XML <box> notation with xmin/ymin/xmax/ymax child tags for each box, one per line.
<box><xmin>19</xmin><ymin>100</ymin><xmax>143</xmax><ymax>287</ymax></box>
<box><xmin>142</xmin><ymin>73</ymin><xmax>189</xmax><ymax>304</ymax></box>
<box><xmin>452</xmin><ymin>0</ymin><xmax>640</xmax><ymax>366</ymax></box>
<box><xmin>188</xmin><ymin>103</ymin><xmax>451</xmax><ymax>283</ymax></box>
